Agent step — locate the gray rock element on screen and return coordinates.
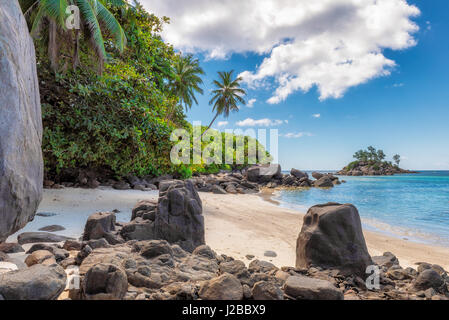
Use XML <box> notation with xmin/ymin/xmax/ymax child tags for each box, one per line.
<box><xmin>264</xmin><ymin>250</ymin><xmax>277</xmax><ymax>257</ymax></box>
<box><xmin>82</xmin><ymin>212</ymin><xmax>116</xmax><ymax>241</ymax></box>
<box><xmin>211</xmin><ymin>185</ymin><xmax>227</xmax><ymax>194</ymax></box>
<box><xmin>199</xmin><ymin>273</ymin><xmax>243</xmax><ymax>300</ymax></box>
<box><xmin>192</xmin><ymin>245</ymin><xmax>217</xmax><ymax>260</ymax></box>
<box><xmin>155</xmin><ymin>180</ymin><xmax>205</xmax><ymax>252</ymax></box>
<box><xmin>372</xmin><ymin>252</ymin><xmax>399</xmax><ymax>269</ymax></box>
<box><xmin>0</xmin><ymin>264</ymin><xmax>66</xmax><ymax>300</ymax></box>
<box><xmin>38</xmin><ymin>225</ymin><xmax>66</xmax><ymax>232</ymax></box>
<box><xmin>17</xmin><ymin>232</ymin><xmax>73</xmax><ymax>245</ymax></box>
<box><xmin>313</xmin><ymin>176</ymin><xmax>334</xmax><ymax>188</ymax></box>
<box><xmin>252</xmin><ymin>281</ymin><xmax>284</xmax><ymax>300</ymax></box>
<box><xmin>247</xmin><ymin>164</ymin><xmax>281</xmax><ymax>182</ymax></box>
<box><xmin>0</xmin><ymin>0</ymin><xmax>43</xmax><ymax>242</ymax></box>
<box><xmin>291</xmin><ymin>169</ymin><xmax>308</xmax><ymax>179</ymax></box>
<box><xmin>0</xmin><ymin>243</ymin><xmax>24</xmax><ymax>253</ymax></box>
<box><xmin>296</xmin><ymin>203</ymin><xmax>372</xmax><ymax>276</ymax></box>
<box><xmin>83</xmin><ymin>263</ymin><xmax>128</xmax><ymax>300</ymax></box>
<box><xmin>413</xmin><ymin>269</ymin><xmax>444</xmax><ymax>291</ymax></box>
<box><xmin>248</xmin><ymin>260</ymin><xmax>277</xmax><ymax>273</ymax></box>
<box><xmin>131</xmin><ymin>200</ymin><xmax>157</xmax><ymax>220</ymax></box>
<box><xmin>284</xmin><ymin>275</ymin><xmax>343</xmax><ymax>300</ymax></box>
<box><xmin>312</xmin><ymin>172</ymin><xmax>324</xmax><ymax>180</ymax></box>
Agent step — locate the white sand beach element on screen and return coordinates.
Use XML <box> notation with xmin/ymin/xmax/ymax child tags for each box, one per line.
<box><xmin>9</xmin><ymin>187</ymin><xmax>449</xmax><ymax>271</ymax></box>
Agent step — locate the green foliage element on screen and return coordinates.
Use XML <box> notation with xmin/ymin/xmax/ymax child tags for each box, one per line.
<box><xmin>393</xmin><ymin>154</ymin><xmax>401</xmax><ymax>166</ymax></box>
<box><xmin>353</xmin><ymin>146</ymin><xmax>386</xmax><ymax>163</ymax></box>
<box><xmin>37</xmin><ymin>3</ymin><xmax>268</xmax><ymax>179</ymax></box>
<box><xmin>40</xmin><ymin>3</ymin><xmax>183</xmax><ymax>177</ymax></box>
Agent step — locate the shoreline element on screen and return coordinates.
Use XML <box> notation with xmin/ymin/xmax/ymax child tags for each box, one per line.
<box><xmin>7</xmin><ymin>187</ymin><xmax>449</xmax><ymax>271</ymax></box>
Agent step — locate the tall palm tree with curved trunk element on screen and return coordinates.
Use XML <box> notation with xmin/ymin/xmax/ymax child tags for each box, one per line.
<box><xmin>202</xmin><ymin>70</ymin><xmax>246</xmax><ymax>137</ymax></box>
<box><xmin>167</xmin><ymin>54</ymin><xmax>205</xmax><ymax>121</ymax></box>
<box><xmin>20</xmin><ymin>0</ymin><xmax>126</xmax><ymax>72</ymax></box>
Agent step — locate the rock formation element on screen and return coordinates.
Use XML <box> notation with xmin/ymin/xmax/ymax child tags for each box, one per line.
<box><xmin>0</xmin><ymin>0</ymin><xmax>43</xmax><ymax>241</ymax></box>
<box><xmin>296</xmin><ymin>203</ymin><xmax>373</xmax><ymax>276</ymax></box>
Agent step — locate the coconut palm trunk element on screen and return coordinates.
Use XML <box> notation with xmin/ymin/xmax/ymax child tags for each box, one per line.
<box><xmin>201</xmin><ymin>112</ymin><xmax>219</xmax><ymax>137</ymax></box>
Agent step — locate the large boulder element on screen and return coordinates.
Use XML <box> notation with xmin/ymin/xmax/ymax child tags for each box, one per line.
<box><xmin>246</xmin><ymin>164</ymin><xmax>281</xmax><ymax>182</ymax></box>
<box><xmin>291</xmin><ymin>169</ymin><xmax>308</xmax><ymax>179</ymax></box>
<box><xmin>83</xmin><ymin>212</ymin><xmax>116</xmax><ymax>241</ymax></box>
<box><xmin>0</xmin><ymin>0</ymin><xmax>43</xmax><ymax>242</ymax></box>
<box><xmin>155</xmin><ymin>180</ymin><xmax>205</xmax><ymax>252</ymax></box>
<box><xmin>17</xmin><ymin>232</ymin><xmax>73</xmax><ymax>245</ymax></box>
<box><xmin>313</xmin><ymin>176</ymin><xmax>334</xmax><ymax>188</ymax></box>
<box><xmin>296</xmin><ymin>203</ymin><xmax>373</xmax><ymax>276</ymax></box>
<box><xmin>0</xmin><ymin>264</ymin><xmax>66</xmax><ymax>300</ymax></box>
<box><xmin>198</xmin><ymin>273</ymin><xmax>243</xmax><ymax>300</ymax></box>
<box><xmin>83</xmin><ymin>263</ymin><xmax>128</xmax><ymax>300</ymax></box>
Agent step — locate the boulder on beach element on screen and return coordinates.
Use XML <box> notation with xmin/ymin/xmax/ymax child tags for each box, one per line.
<box><xmin>0</xmin><ymin>0</ymin><xmax>43</xmax><ymax>242</ymax></box>
<box><xmin>291</xmin><ymin>169</ymin><xmax>308</xmax><ymax>180</ymax></box>
<box><xmin>296</xmin><ymin>203</ymin><xmax>373</xmax><ymax>276</ymax></box>
<box><xmin>0</xmin><ymin>264</ymin><xmax>66</xmax><ymax>300</ymax></box>
<box><xmin>199</xmin><ymin>273</ymin><xmax>244</xmax><ymax>300</ymax></box>
<box><xmin>17</xmin><ymin>232</ymin><xmax>74</xmax><ymax>245</ymax></box>
<box><xmin>83</xmin><ymin>212</ymin><xmax>117</xmax><ymax>242</ymax></box>
<box><xmin>246</xmin><ymin>164</ymin><xmax>281</xmax><ymax>182</ymax></box>
<box><xmin>312</xmin><ymin>172</ymin><xmax>324</xmax><ymax>180</ymax></box>
<box><xmin>284</xmin><ymin>275</ymin><xmax>343</xmax><ymax>300</ymax></box>
<box><xmin>313</xmin><ymin>176</ymin><xmax>334</xmax><ymax>188</ymax></box>
<box><xmin>155</xmin><ymin>180</ymin><xmax>205</xmax><ymax>252</ymax></box>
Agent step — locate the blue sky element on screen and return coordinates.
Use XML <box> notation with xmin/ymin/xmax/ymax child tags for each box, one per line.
<box><xmin>143</xmin><ymin>0</ymin><xmax>449</xmax><ymax>170</ymax></box>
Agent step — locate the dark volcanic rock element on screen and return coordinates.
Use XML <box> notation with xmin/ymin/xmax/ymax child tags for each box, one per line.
<box><xmin>155</xmin><ymin>180</ymin><xmax>205</xmax><ymax>252</ymax></box>
<box><xmin>296</xmin><ymin>203</ymin><xmax>372</xmax><ymax>276</ymax></box>
<box><xmin>313</xmin><ymin>176</ymin><xmax>334</xmax><ymax>188</ymax></box>
<box><xmin>0</xmin><ymin>0</ymin><xmax>43</xmax><ymax>242</ymax></box>
<box><xmin>17</xmin><ymin>232</ymin><xmax>73</xmax><ymax>245</ymax></box>
<box><xmin>0</xmin><ymin>264</ymin><xmax>66</xmax><ymax>300</ymax></box>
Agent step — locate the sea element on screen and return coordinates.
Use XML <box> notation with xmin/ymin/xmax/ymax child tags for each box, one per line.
<box><xmin>274</xmin><ymin>171</ymin><xmax>449</xmax><ymax>247</ymax></box>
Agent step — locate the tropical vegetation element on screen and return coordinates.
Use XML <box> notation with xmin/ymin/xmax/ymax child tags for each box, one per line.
<box><xmin>19</xmin><ymin>1</ymin><xmax>266</xmax><ymax>180</ymax></box>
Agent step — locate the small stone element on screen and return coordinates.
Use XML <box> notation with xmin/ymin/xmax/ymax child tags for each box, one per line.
<box><xmin>264</xmin><ymin>251</ymin><xmax>277</xmax><ymax>258</ymax></box>
<box><xmin>38</xmin><ymin>225</ymin><xmax>66</xmax><ymax>232</ymax></box>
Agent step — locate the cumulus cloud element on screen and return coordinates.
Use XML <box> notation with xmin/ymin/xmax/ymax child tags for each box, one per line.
<box><xmin>141</xmin><ymin>0</ymin><xmax>420</xmax><ymax>102</ymax></box>
<box><xmin>236</xmin><ymin>118</ymin><xmax>287</xmax><ymax>127</ymax></box>
<box><xmin>282</xmin><ymin>132</ymin><xmax>314</xmax><ymax>139</ymax></box>
<box><xmin>312</xmin><ymin>113</ymin><xmax>321</xmax><ymax>118</ymax></box>
<box><xmin>247</xmin><ymin>98</ymin><xmax>257</xmax><ymax>108</ymax></box>
<box><xmin>217</xmin><ymin>121</ymin><xmax>229</xmax><ymax>127</ymax></box>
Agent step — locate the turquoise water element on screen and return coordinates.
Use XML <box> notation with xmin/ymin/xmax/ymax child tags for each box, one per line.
<box><xmin>274</xmin><ymin>171</ymin><xmax>449</xmax><ymax>246</ymax></box>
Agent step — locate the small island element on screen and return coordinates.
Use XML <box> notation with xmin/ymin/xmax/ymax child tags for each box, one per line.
<box><xmin>337</xmin><ymin>146</ymin><xmax>415</xmax><ymax>176</ymax></box>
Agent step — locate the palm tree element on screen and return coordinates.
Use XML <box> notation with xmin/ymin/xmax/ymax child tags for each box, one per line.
<box><xmin>202</xmin><ymin>70</ymin><xmax>246</xmax><ymax>137</ymax></box>
<box><xmin>167</xmin><ymin>54</ymin><xmax>205</xmax><ymax>121</ymax></box>
<box><xmin>20</xmin><ymin>0</ymin><xmax>126</xmax><ymax>72</ymax></box>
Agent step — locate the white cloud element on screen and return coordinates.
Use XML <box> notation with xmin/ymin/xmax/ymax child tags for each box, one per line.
<box><xmin>141</xmin><ymin>0</ymin><xmax>420</xmax><ymax>102</ymax></box>
<box><xmin>392</xmin><ymin>83</ymin><xmax>404</xmax><ymax>87</ymax></box>
<box><xmin>236</xmin><ymin>118</ymin><xmax>287</xmax><ymax>127</ymax></box>
<box><xmin>247</xmin><ymin>98</ymin><xmax>257</xmax><ymax>108</ymax></box>
<box><xmin>217</xmin><ymin>121</ymin><xmax>229</xmax><ymax>127</ymax></box>
<box><xmin>282</xmin><ymin>132</ymin><xmax>314</xmax><ymax>139</ymax></box>
<box><xmin>312</xmin><ymin>113</ymin><xmax>321</xmax><ymax>118</ymax></box>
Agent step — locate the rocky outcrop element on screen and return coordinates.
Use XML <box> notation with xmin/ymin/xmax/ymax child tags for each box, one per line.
<box><xmin>0</xmin><ymin>0</ymin><xmax>43</xmax><ymax>242</ymax></box>
<box><xmin>17</xmin><ymin>232</ymin><xmax>73</xmax><ymax>245</ymax></box>
<box><xmin>0</xmin><ymin>264</ymin><xmax>66</xmax><ymax>300</ymax></box>
<box><xmin>337</xmin><ymin>161</ymin><xmax>415</xmax><ymax>176</ymax></box>
<box><xmin>120</xmin><ymin>180</ymin><xmax>205</xmax><ymax>252</ymax></box>
<box><xmin>296</xmin><ymin>203</ymin><xmax>373</xmax><ymax>276</ymax></box>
